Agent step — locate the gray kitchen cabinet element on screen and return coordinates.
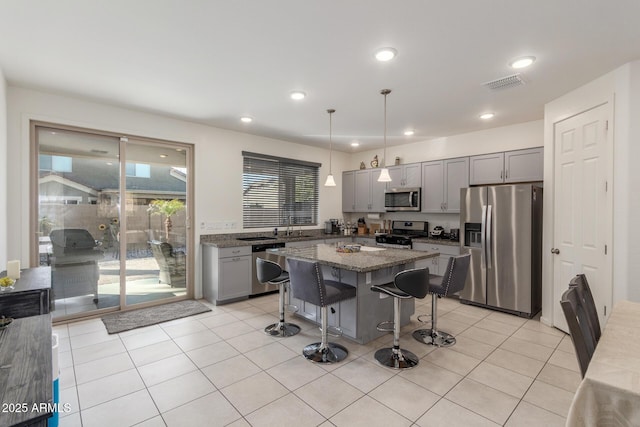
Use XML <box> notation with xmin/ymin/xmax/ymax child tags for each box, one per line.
<box><xmin>504</xmin><ymin>147</ymin><xmax>544</xmax><ymax>183</ymax></box>
<box><xmin>202</xmin><ymin>245</ymin><xmax>252</xmax><ymax>304</ymax></box>
<box><xmin>470</xmin><ymin>148</ymin><xmax>543</xmax><ymax>185</ymax></box>
<box><xmin>421</xmin><ymin>157</ymin><xmax>469</xmax><ymax>213</ymax></box>
<box><xmin>354</xmin><ymin>169</ymin><xmax>386</xmax><ymax>212</ymax></box>
<box><xmin>387</xmin><ymin>163</ymin><xmax>422</xmax><ymax>188</ymax></box>
<box><xmin>413</xmin><ymin>242</ymin><xmax>461</xmax><ymax>276</ymax></box>
<box><xmin>342</xmin><ymin>171</ymin><xmax>356</xmax><ymax>212</ymax></box>
<box><xmin>469</xmin><ymin>152</ymin><xmax>505</xmax><ymax>185</ymax></box>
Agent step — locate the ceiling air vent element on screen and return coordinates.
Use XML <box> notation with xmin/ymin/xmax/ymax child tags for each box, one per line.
<box><xmin>483</xmin><ymin>73</ymin><xmax>526</xmax><ymax>91</ymax></box>
<box><xmin>90</xmin><ymin>149</ymin><xmax>109</xmax><ymax>154</ymax></box>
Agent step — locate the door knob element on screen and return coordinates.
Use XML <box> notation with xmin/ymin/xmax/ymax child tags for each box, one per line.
<box><xmin>551</xmin><ymin>248</ymin><xmax>560</xmax><ymax>254</ymax></box>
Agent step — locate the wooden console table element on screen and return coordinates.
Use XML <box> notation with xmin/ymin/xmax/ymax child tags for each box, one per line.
<box><xmin>0</xmin><ymin>268</ymin><xmax>51</xmax><ymax>319</ymax></box>
<box><xmin>0</xmin><ymin>314</ymin><xmax>53</xmax><ymax>427</ymax></box>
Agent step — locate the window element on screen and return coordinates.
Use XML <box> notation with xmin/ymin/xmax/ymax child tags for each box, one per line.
<box><xmin>39</xmin><ymin>155</ymin><xmax>72</xmax><ymax>172</ymax></box>
<box><xmin>126</xmin><ymin>163</ymin><xmax>151</xmax><ymax>178</ymax></box>
<box><xmin>242</xmin><ymin>152</ymin><xmax>320</xmax><ymax>228</ymax></box>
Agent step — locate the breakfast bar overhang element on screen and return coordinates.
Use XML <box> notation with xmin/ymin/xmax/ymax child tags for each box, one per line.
<box><xmin>267</xmin><ymin>244</ymin><xmax>439</xmax><ymax>344</ymax></box>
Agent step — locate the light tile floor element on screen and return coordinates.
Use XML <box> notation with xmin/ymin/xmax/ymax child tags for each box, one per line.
<box><xmin>53</xmin><ymin>294</ymin><xmax>580</xmax><ymax>426</ymax></box>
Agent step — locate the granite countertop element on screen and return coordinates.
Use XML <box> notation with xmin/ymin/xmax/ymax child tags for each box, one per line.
<box><xmin>200</xmin><ymin>230</ymin><xmax>461</xmax><ymax>248</ymax></box>
<box><xmin>411</xmin><ymin>237</ymin><xmax>460</xmax><ymax>247</ymax></box>
<box><xmin>201</xmin><ymin>229</ymin><xmax>353</xmax><ymax>248</ymax></box>
<box><xmin>269</xmin><ymin>243</ymin><xmax>438</xmax><ymax>273</ymax></box>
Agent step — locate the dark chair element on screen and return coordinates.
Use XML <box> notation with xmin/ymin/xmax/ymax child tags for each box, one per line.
<box><xmin>49</xmin><ymin>229</ymin><xmax>103</xmax><ymax>302</ymax></box>
<box><xmin>149</xmin><ymin>240</ymin><xmax>186</xmax><ymax>288</ymax></box>
<box><xmin>413</xmin><ymin>254</ymin><xmax>471</xmax><ymax>347</ymax></box>
<box><xmin>256</xmin><ymin>257</ymin><xmax>300</xmax><ymax>337</ymax></box>
<box><xmin>569</xmin><ymin>274</ymin><xmax>601</xmax><ymax>344</ymax></box>
<box><xmin>560</xmin><ymin>285</ymin><xmax>597</xmax><ymax>378</ymax></box>
<box><xmin>371</xmin><ymin>267</ymin><xmax>430</xmax><ymax>369</ymax></box>
<box><xmin>286</xmin><ymin>258</ymin><xmax>356</xmax><ymax>364</ymax></box>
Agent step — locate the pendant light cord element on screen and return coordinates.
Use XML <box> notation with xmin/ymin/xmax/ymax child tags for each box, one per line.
<box><xmin>381</xmin><ymin>89</ymin><xmax>391</xmax><ymax>168</ymax></box>
<box><xmin>328</xmin><ymin>109</ymin><xmax>333</xmax><ymax>173</ymax></box>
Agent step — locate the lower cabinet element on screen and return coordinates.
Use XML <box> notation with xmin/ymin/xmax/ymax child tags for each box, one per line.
<box><xmin>202</xmin><ymin>245</ymin><xmax>252</xmax><ymax>304</ymax></box>
<box><xmin>413</xmin><ymin>242</ymin><xmax>461</xmax><ymax>276</ymax></box>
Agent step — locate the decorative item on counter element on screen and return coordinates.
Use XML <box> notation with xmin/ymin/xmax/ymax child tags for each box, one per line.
<box><xmin>0</xmin><ymin>316</ymin><xmax>13</xmax><ymax>330</ymax></box>
<box><xmin>370</xmin><ymin>155</ymin><xmax>379</xmax><ymax>168</ymax></box>
<box><xmin>0</xmin><ymin>276</ymin><xmax>15</xmax><ymax>291</ymax></box>
<box><xmin>395</xmin><ymin>156</ymin><xmax>401</xmax><ymax>165</ymax></box>
<box><xmin>336</xmin><ymin>244</ymin><xmax>361</xmax><ymax>253</ymax></box>
<box><xmin>6</xmin><ymin>260</ymin><xmax>20</xmax><ymax>279</ymax></box>
<box><xmin>360</xmin><ymin>161</ymin><xmax>366</xmax><ymax>170</ymax></box>
<box><xmin>430</xmin><ymin>226</ymin><xmax>445</xmax><ymax>238</ymax></box>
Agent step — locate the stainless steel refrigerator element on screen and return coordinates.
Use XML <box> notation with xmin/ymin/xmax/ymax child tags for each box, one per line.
<box><xmin>459</xmin><ymin>184</ymin><xmax>543</xmax><ymax>317</ymax></box>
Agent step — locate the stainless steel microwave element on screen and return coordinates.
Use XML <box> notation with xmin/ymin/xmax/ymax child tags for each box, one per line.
<box><xmin>384</xmin><ymin>187</ymin><xmax>421</xmax><ymax>211</ymax></box>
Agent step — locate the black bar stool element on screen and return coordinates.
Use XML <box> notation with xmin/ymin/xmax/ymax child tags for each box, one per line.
<box><xmin>286</xmin><ymin>258</ymin><xmax>356</xmax><ymax>364</ymax></box>
<box><xmin>256</xmin><ymin>257</ymin><xmax>300</xmax><ymax>337</ymax></box>
<box><xmin>371</xmin><ymin>267</ymin><xmax>429</xmax><ymax>369</ymax></box>
<box><xmin>413</xmin><ymin>254</ymin><xmax>471</xmax><ymax>347</ymax></box>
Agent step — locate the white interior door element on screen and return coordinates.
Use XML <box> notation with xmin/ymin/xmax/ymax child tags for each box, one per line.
<box><xmin>552</xmin><ymin>103</ymin><xmax>612</xmax><ymax>332</ymax></box>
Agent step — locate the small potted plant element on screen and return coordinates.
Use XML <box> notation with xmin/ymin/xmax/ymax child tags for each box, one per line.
<box><xmin>0</xmin><ymin>277</ymin><xmax>15</xmax><ymax>291</ymax></box>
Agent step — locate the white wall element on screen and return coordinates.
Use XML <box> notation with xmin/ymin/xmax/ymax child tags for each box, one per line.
<box><xmin>350</xmin><ymin>120</ymin><xmax>543</xmax><ymax>170</ymax></box>
<box><xmin>0</xmin><ymin>68</ymin><xmax>7</xmax><ymax>272</ymax></box>
<box><xmin>542</xmin><ymin>60</ymin><xmax>640</xmax><ymax>326</ymax></box>
<box><xmin>6</xmin><ymin>86</ymin><xmax>349</xmax><ymax>296</ymax></box>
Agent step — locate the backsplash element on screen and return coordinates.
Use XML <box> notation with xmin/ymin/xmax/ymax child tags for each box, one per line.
<box><xmin>342</xmin><ymin>211</ymin><xmax>460</xmax><ymax>234</ymax></box>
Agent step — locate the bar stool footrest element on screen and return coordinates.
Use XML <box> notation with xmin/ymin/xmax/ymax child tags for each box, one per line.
<box><xmin>376</xmin><ymin>321</ymin><xmax>395</xmax><ymax>333</ymax></box>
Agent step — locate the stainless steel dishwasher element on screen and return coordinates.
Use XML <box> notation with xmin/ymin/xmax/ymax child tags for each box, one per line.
<box><xmin>251</xmin><ymin>242</ymin><xmax>286</xmax><ymax>295</ymax></box>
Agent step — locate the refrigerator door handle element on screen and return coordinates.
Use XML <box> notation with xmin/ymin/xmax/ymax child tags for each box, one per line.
<box><xmin>486</xmin><ymin>204</ymin><xmax>493</xmax><ymax>267</ymax></box>
<box><xmin>481</xmin><ymin>204</ymin><xmax>487</xmax><ymax>269</ymax></box>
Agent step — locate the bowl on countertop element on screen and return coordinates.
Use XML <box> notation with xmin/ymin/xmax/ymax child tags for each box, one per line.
<box><xmin>0</xmin><ymin>317</ymin><xmax>13</xmax><ymax>330</ymax></box>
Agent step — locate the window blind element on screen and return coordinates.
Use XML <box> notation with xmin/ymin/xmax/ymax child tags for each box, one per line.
<box><xmin>242</xmin><ymin>152</ymin><xmax>319</xmax><ymax>228</ymax></box>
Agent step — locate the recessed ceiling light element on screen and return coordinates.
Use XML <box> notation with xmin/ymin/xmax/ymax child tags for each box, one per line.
<box><xmin>350</xmin><ymin>141</ymin><xmax>360</xmax><ymax>147</ymax></box>
<box><xmin>404</xmin><ymin>130</ymin><xmax>415</xmax><ymax>136</ymax></box>
<box><xmin>106</xmin><ymin>162</ymin><xmax>113</xmax><ymax>166</ymax></box>
<box><xmin>240</xmin><ymin>116</ymin><xmax>253</xmax><ymax>123</ymax></box>
<box><xmin>159</xmin><ymin>154</ymin><xmax>168</xmax><ymax>158</ymax></box>
<box><xmin>375</xmin><ymin>47</ymin><xmax>397</xmax><ymax>62</ymax></box>
<box><xmin>290</xmin><ymin>91</ymin><xmax>306</xmax><ymax>100</ymax></box>
<box><xmin>480</xmin><ymin>112</ymin><xmax>495</xmax><ymax>120</ymax></box>
<box><xmin>509</xmin><ymin>56</ymin><xmax>536</xmax><ymax>69</ymax></box>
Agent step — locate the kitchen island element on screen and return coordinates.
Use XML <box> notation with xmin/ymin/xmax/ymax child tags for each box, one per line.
<box><xmin>268</xmin><ymin>244</ymin><xmax>438</xmax><ymax>344</ymax></box>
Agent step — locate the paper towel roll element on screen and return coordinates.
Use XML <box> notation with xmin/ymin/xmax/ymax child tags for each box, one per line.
<box><xmin>7</xmin><ymin>260</ymin><xmax>20</xmax><ymax>279</ymax></box>
<box><xmin>367</xmin><ymin>213</ymin><xmax>381</xmax><ymax>220</ymax></box>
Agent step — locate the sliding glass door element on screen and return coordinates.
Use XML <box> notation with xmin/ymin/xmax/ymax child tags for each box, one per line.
<box><xmin>123</xmin><ymin>139</ymin><xmax>188</xmax><ymax>305</ymax></box>
<box><xmin>34</xmin><ymin>124</ymin><xmax>192</xmax><ymax>321</ymax></box>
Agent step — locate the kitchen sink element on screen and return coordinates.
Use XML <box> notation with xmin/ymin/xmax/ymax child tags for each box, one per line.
<box><xmin>236</xmin><ymin>236</ymin><xmax>277</xmax><ymax>241</ymax></box>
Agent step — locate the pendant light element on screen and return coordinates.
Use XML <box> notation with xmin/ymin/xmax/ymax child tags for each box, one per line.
<box><xmin>324</xmin><ymin>108</ymin><xmax>337</xmax><ymax>187</ymax></box>
<box><xmin>377</xmin><ymin>89</ymin><xmax>392</xmax><ymax>182</ymax></box>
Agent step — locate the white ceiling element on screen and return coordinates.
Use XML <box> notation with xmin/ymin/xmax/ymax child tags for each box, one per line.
<box><xmin>2</xmin><ymin>1</ymin><xmax>640</xmax><ymax>152</ymax></box>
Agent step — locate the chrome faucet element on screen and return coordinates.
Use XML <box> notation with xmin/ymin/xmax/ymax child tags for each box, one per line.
<box><xmin>286</xmin><ymin>216</ymin><xmax>292</xmax><ymax>236</ymax></box>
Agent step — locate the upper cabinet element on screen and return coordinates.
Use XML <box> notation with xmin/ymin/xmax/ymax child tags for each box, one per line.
<box><xmin>421</xmin><ymin>157</ymin><xmax>469</xmax><ymax>213</ymax></box>
<box><xmin>342</xmin><ymin>171</ymin><xmax>356</xmax><ymax>212</ymax></box>
<box><xmin>504</xmin><ymin>148</ymin><xmax>544</xmax><ymax>183</ymax></box>
<box><xmin>354</xmin><ymin>169</ymin><xmax>386</xmax><ymax>212</ymax></box>
<box><xmin>469</xmin><ymin>147</ymin><xmax>543</xmax><ymax>185</ymax></box>
<box><xmin>387</xmin><ymin>163</ymin><xmax>422</xmax><ymax>188</ymax></box>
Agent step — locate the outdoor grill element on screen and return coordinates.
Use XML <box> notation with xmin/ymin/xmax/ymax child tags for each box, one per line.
<box><xmin>49</xmin><ymin>229</ymin><xmax>104</xmax><ymax>302</ymax></box>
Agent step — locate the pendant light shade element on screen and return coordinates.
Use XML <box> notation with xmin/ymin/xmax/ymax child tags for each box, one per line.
<box><xmin>324</xmin><ymin>108</ymin><xmax>337</xmax><ymax>187</ymax></box>
<box><xmin>378</xmin><ymin>89</ymin><xmax>392</xmax><ymax>182</ymax></box>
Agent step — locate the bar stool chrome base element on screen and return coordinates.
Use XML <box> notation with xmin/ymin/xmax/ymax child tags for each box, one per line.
<box><xmin>303</xmin><ymin>342</ymin><xmax>348</xmax><ymax>363</ymax></box>
<box><xmin>374</xmin><ymin>347</ymin><xmax>419</xmax><ymax>369</ymax></box>
<box><xmin>412</xmin><ymin>329</ymin><xmax>456</xmax><ymax>347</ymax></box>
<box><xmin>264</xmin><ymin>322</ymin><xmax>301</xmax><ymax>337</ymax></box>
